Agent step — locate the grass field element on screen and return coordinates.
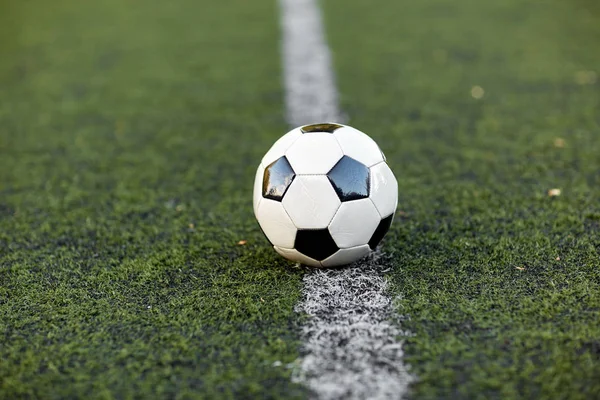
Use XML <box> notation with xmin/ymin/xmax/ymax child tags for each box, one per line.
<box><xmin>1</xmin><ymin>0</ymin><xmax>599</xmax><ymax>398</ymax></box>
<box><xmin>323</xmin><ymin>0</ymin><xmax>600</xmax><ymax>398</ymax></box>
<box><xmin>0</xmin><ymin>0</ymin><xmax>306</xmax><ymax>397</ymax></box>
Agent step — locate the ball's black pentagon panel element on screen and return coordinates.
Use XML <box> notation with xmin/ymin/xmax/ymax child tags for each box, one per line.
<box><xmin>301</xmin><ymin>123</ymin><xmax>344</xmax><ymax>133</ymax></box>
<box><xmin>262</xmin><ymin>156</ymin><xmax>296</xmax><ymax>201</ymax></box>
<box><xmin>295</xmin><ymin>229</ymin><xmax>339</xmax><ymax>261</ymax></box>
<box><xmin>327</xmin><ymin>156</ymin><xmax>370</xmax><ymax>202</ymax></box>
<box><xmin>368</xmin><ymin>214</ymin><xmax>394</xmax><ymax>250</ymax></box>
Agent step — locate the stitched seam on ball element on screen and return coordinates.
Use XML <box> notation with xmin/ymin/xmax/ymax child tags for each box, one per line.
<box><xmin>282</xmin><ymin>133</ymin><xmax>304</xmax><ymax>157</ymax></box>
<box><xmin>295</xmin><ymin>173</ymin><xmax>337</xmax><ymax>176</ymax></box>
<box><xmin>369</xmin><ymin>159</ymin><xmax>387</xmax><ymax>168</ymax></box>
<box><xmin>369</xmin><ymin>197</ymin><xmax>384</xmax><ymax>220</ymax></box>
<box><xmin>325</xmin><ymin>202</ymin><xmax>342</xmax><ymax>230</ymax></box>
<box><xmin>281</xmin><ymin>200</ymin><xmax>298</xmax><ymax>231</ymax></box>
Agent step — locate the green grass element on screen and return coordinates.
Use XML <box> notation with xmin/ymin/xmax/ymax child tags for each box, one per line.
<box><xmin>2</xmin><ymin>0</ymin><xmax>600</xmax><ymax>398</ymax></box>
<box><xmin>0</xmin><ymin>0</ymin><xmax>306</xmax><ymax>398</ymax></box>
<box><xmin>323</xmin><ymin>0</ymin><xmax>600</xmax><ymax>398</ymax></box>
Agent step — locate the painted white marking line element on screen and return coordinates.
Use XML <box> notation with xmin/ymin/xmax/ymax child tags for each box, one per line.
<box><xmin>279</xmin><ymin>0</ymin><xmax>414</xmax><ymax>398</ymax></box>
<box><xmin>292</xmin><ymin>252</ymin><xmax>414</xmax><ymax>400</ymax></box>
<box><xmin>279</xmin><ymin>0</ymin><xmax>342</xmax><ymax>126</ymax></box>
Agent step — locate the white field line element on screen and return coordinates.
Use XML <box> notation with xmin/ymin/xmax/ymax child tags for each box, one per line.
<box><xmin>280</xmin><ymin>0</ymin><xmax>342</xmax><ymax>126</ymax></box>
<box><xmin>279</xmin><ymin>0</ymin><xmax>414</xmax><ymax>399</ymax></box>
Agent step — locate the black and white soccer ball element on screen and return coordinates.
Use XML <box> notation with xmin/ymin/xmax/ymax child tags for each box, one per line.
<box><xmin>253</xmin><ymin>123</ymin><xmax>398</xmax><ymax>267</ymax></box>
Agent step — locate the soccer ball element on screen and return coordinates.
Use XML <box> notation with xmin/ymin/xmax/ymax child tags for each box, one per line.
<box><xmin>253</xmin><ymin>123</ymin><xmax>398</xmax><ymax>267</ymax></box>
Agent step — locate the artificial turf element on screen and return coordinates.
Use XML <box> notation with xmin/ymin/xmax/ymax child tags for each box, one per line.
<box><xmin>2</xmin><ymin>0</ymin><xmax>599</xmax><ymax>398</ymax></box>
<box><xmin>323</xmin><ymin>0</ymin><xmax>600</xmax><ymax>398</ymax></box>
<box><xmin>0</xmin><ymin>0</ymin><xmax>307</xmax><ymax>398</ymax></box>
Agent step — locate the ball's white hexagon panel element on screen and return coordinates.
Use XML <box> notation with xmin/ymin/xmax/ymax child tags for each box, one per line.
<box><xmin>328</xmin><ymin>198</ymin><xmax>381</xmax><ymax>248</ymax></box>
<box><xmin>321</xmin><ymin>244</ymin><xmax>371</xmax><ymax>267</ymax></box>
<box><xmin>253</xmin><ymin>163</ymin><xmax>264</xmax><ymax>216</ymax></box>
<box><xmin>370</xmin><ymin>162</ymin><xmax>398</xmax><ymax>218</ymax></box>
<box><xmin>274</xmin><ymin>246</ymin><xmax>322</xmax><ymax>268</ymax></box>
<box><xmin>285</xmin><ymin>132</ymin><xmax>344</xmax><ymax>175</ymax></box>
<box><xmin>261</xmin><ymin>128</ymin><xmax>302</xmax><ymax>167</ymax></box>
<box><xmin>255</xmin><ymin>199</ymin><xmax>297</xmax><ymax>248</ymax></box>
<box><xmin>282</xmin><ymin>175</ymin><xmax>341</xmax><ymax>229</ymax></box>
<box><xmin>333</xmin><ymin>126</ymin><xmax>385</xmax><ymax>167</ymax></box>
